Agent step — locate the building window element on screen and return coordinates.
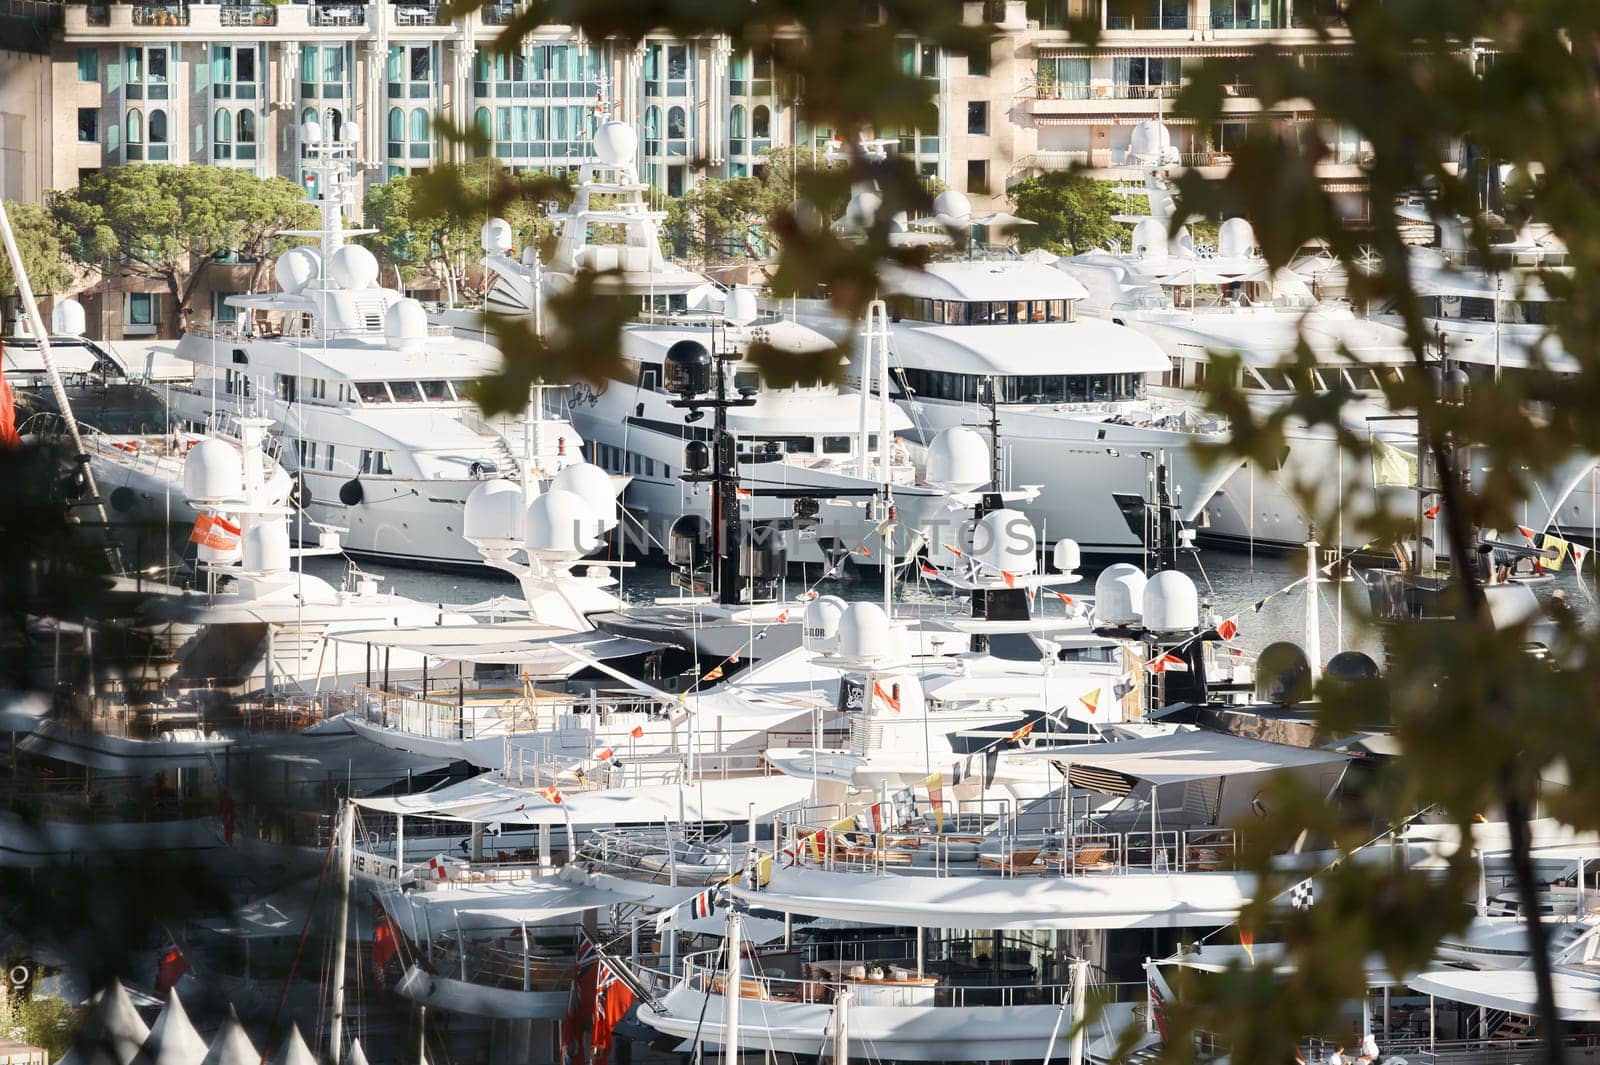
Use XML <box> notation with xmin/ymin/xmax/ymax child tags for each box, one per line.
<box><xmin>967</xmin><ymin>158</ymin><xmax>988</xmax><ymax>193</ymax></box>
<box><xmin>237</xmin><ymin>110</ymin><xmax>256</xmax><ymax>144</ymax></box>
<box><xmin>967</xmin><ymin>101</ymin><xmax>988</xmax><ymax>135</ymax></box>
<box><xmin>126</xmin><ymin>108</ymin><xmax>144</xmax><ymax>144</ymax></box>
<box><xmin>78</xmin><ymin>108</ymin><xmax>100</xmax><ymax>143</ymax></box>
<box><xmin>127</xmin><ymin>293</ymin><xmax>158</xmax><ymax>328</ymax></box>
<box><xmin>728</xmin><ymin>104</ymin><xmax>745</xmax><ymax>156</ymax></box>
<box><xmin>77</xmin><ymin>48</ymin><xmax>99</xmax><ymax>82</ymax></box>
<box><xmin>667</xmin><ymin>105</ymin><xmax>686</xmax><ymax>156</ymax></box>
<box><xmin>751</xmin><ymin>104</ymin><xmax>770</xmax><ymax>149</ymax></box>
<box><xmin>213</xmin><ymin>107</ymin><xmax>232</xmax><ymax>158</ymax></box>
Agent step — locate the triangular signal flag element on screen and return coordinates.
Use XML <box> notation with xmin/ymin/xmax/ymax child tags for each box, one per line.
<box><xmin>1079</xmin><ymin>688</ymin><xmax>1100</xmax><ymax>715</ymax></box>
<box><xmin>1217</xmin><ymin>617</ymin><xmax>1239</xmax><ymax>641</ymax></box>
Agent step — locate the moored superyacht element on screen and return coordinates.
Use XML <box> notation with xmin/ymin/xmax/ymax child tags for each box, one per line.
<box><xmin>797</xmin><ymin>187</ymin><xmax>1240</xmax><ymax>555</ymax></box>
<box><xmin>471</xmin><ymin>117</ymin><xmax>952</xmax><ymax>569</ymax></box>
<box><xmin>163</xmin><ymin>117</ymin><xmax>586</xmax><ymax>568</ymax></box>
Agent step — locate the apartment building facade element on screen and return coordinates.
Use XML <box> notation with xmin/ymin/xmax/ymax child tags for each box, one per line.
<box><xmin>4</xmin><ymin>0</ymin><xmax>1456</xmax><ymax>335</ymax></box>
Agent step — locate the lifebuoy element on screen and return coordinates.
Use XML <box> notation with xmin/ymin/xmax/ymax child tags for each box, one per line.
<box><xmin>338</xmin><ymin>479</ymin><xmax>363</xmax><ymax>506</ymax></box>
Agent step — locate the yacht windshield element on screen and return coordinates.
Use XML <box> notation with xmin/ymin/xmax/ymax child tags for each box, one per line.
<box><xmin>898</xmin><ymin>368</ymin><xmax>1145</xmax><ymax>404</ymax></box>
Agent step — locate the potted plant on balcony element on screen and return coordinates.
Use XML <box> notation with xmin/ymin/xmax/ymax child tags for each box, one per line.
<box><xmin>1035</xmin><ymin>65</ymin><xmax>1057</xmax><ymax>100</ymax></box>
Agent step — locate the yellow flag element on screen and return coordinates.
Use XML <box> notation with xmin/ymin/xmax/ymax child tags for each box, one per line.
<box><xmin>1369</xmin><ymin>435</ymin><xmax>1418</xmax><ymax>489</ymax></box>
<box><xmin>1079</xmin><ymin>688</ymin><xmax>1100</xmax><ymax>715</ymax></box>
<box><xmin>922</xmin><ymin>772</ymin><xmax>944</xmax><ymax>833</ymax></box>
<box><xmin>1541</xmin><ymin>532</ymin><xmax>1571</xmax><ymax>572</ymax></box>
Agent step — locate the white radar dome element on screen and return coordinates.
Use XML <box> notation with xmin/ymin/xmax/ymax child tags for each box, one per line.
<box><xmin>482</xmin><ymin>218</ymin><xmax>514</xmax><ymax>254</ymax></box>
<box><xmin>837</xmin><ymin>602</ymin><xmax>893</xmax><ymax>663</ymax></box>
<box><xmin>551</xmin><ymin>462</ymin><xmax>618</xmax><ymax>531</ymax></box>
<box><xmin>525</xmin><ymin>488</ymin><xmax>603</xmax><ymax>556</ymax></box>
<box><xmin>243</xmin><ymin>520</ymin><xmax>291</xmax><ymax>573</ymax></box>
<box><xmin>1094</xmin><ymin>562</ymin><xmax>1147</xmax><ymax>626</ymax></box>
<box><xmin>725</xmin><ymin>286</ymin><xmax>759</xmax><ymax>327</ymax></box>
<box><xmin>328</xmin><ymin>244</ymin><xmax>379</xmax><ymax>291</ymax></box>
<box><xmin>300</xmin><ymin>119</ymin><xmax>323</xmax><ymax>145</ymax></box>
<box><xmin>846</xmin><ymin>191</ymin><xmax>881</xmax><ymax>229</ymax></box>
<box><xmin>933</xmin><ymin>189</ymin><xmax>972</xmax><ymax>222</ymax></box>
<box><xmin>384</xmin><ymin>298</ymin><xmax>428</xmax><ymax>351</ymax></box>
<box><xmin>925</xmin><ymin>427</ymin><xmax>989</xmax><ymax>493</ymax></box>
<box><xmin>1129</xmin><ymin>119</ymin><xmax>1176</xmax><ymax>163</ymax></box>
<box><xmin>1142</xmin><ymin>569</ymin><xmax>1200</xmax><ymax>633</ymax></box>
<box><xmin>973</xmin><ymin>507</ymin><xmax>1037</xmax><ymax>578</ymax></box>
<box><xmin>51</xmin><ymin>298</ymin><xmax>86</xmax><ymax>337</ymax></box>
<box><xmin>463</xmin><ymin>479</ymin><xmax>526</xmax><ymax>549</ymax></box>
<box><xmin>1132</xmin><ymin>218</ymin><xmax>1169</xmax><ymax>262</ymax></box>
<box><xmin>1218</xmin><ymin>217</ymin><xmax>1258</xmax><ymax>259</ymax></box>
<box><xmin>594</xmin><ymin>121</ymin><xmax>638</xmax><ymax>167</ymax></box>
<box><xmin>183</xmin><ymin>439</ymin><xmax>244</xmax><ymax>504</ymax></box>
<box><xmin>275</xmin><ymin>248</ymin><xmax>320</xmax><ymax>294</ymax></box>
<box><xmin>803</xmin><ymin>595</ymin><xmax>848</xmax><ymax>654</ymax></box>
<box><xmin>1052</xmin><ymin>539</ymin><xmax>1081</xmax><ymax>574</ymax></box>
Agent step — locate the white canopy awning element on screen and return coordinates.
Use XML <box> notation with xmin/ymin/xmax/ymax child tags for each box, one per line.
<box><xmin>733</xmin><ymin>865</ymin><xmax>1253</xmax><ymax>929</ymax></box>
<box><xmin>1028</xmin><ymin>730</ymin><xmax>1348</xmax><ymax>787</ymax></box>
<box><xmin>1161</xmin><ymin>943</ymin><xmax>1410</xmax><ymax>988</ymax></box>
<box><xmin>327</xmin><ymin>625</ymin><xmax>666</xmax><ymax>670</ymax></box>
<box><xmin>356</xmin><ymin>774</ymin><xmax>815</xmax><ymax>828</ymax></box>
<box><xmin>1408</xmin><ymin>967</ymin><xmax>1600</xmax><ymax>1021</ymax></box>
<box><xmin>382</xmin><ymin>871</ymin><xmax>671</xmax><ymax>941</ymax></box>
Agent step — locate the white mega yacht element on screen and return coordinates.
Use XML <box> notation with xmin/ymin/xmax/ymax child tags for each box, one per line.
<box><xmin>1062</xmin><ymin>247</ymin><xmax>1419</xmax><ymax>552</ymax></box>
<box><xmin>164</xmin><ymin>119</ymin><xmax>584</xmax><ymax>568</ymax></box>
<box><xmin>797</xmin><ymin>201</ymin><xmax>1238</xmax><ymax>554</ymax></box>
<box><xmin>475</xmin><ymin>119</ymin><xmax>951</xmax><ymax>568</ymax></box>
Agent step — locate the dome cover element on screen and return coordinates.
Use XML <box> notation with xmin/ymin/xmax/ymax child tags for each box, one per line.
<box><xmin>243</xmin><ymin>521</ymin><xmax>290</xmax><ymax>573</ymax></box>
<box><xmin>526</xmin><ymin>488</ymin><xmax>603</xmax><ymax>556</ymax></box>
<box><xmin>384</xmin><ymin>298</ymin><xmax>427</xmax><ymax>351</ymax></box>
<box><xmin>1217</xmin><ymin>217</ymin><xmax>1258</xmax><ymax>259</ymax></box>
<box><xmin>183</xmin><ymin>440</ymin><xmax>244</xmax><ymax>504</ymax></box>
<box><xmin>328</xmin><ymin>244</ymin><xmax>379</xmax><ymax>291</ymax></box>
<box><xmin>1254</xmin><ymin>642</ymin><xmax>1312</xmax><ymax>705</ymax></box>
<box><xmin>837</xmin><ymin>602</ymin><xmax>893</xmax><ymax>662</ymax></box>
<box><xmin>1094</xmin><ymin>563</ymin><xmax>1147</xmax><ymax>626</ymax></box>
<box><xmin>482</xmin><ymin>217</ymin><xmax>514</xmax><ymax>253</ymax></box>
<box><xmin>275</xmin><ymin>248</ymin><xmax>320</xmax><ymax>295</ymax></box>
<box><xmin>594</xmin><ymin>121</ymin><xmax>638</xmax><ymax>167</ymax></box>
<box><xmin>52</xmin><ymin>298</ymin><xmax>87</xmax><ymax>337</ymax></box>
<box><xmin>973</xmin><ymin>508</ymin><xmax>1036</xmax><ymax>577</ymax></box>
<box><xmin>464</xmin><ymin>479</ymin><xmax>526</xmax><ymax>547</ymax></box>
<box><xmin>1142</xmin><ymin>570</ymin><xmax>1199</xmax><ymax>633</ymax></box>
<box><xmin>924</xmin><ymin>427</ymin><xmax>988</xmax><ymax>493</ymax></box>
<box><xmin>803</xmin><ymin>595</ymin><xmax>848</xmax><ymax>651</ymax></box>
<box><xmin>551</xmin><ymin>462</ymin><xmax>618</xmax><ymax>531</ymax></box>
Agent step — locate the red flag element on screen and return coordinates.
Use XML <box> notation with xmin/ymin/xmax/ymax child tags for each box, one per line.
<box><xmin>630</xmin><ymin>724</ymin><xmax>644</xmax><ymax>739</ymax></box>
<box><xmin>591</xmin><ymin>963</ymin><xmax>637</xmax><ymax>1063</ymax></box>
<box><xmin>1518</xmin><ymin>524</ymin><xmax>1537</xmax><ymax>542</ymax></box>
<box><xmin>1054</xmin><ymin>592</ymin><xmax>1074</xmax><ymax>607</ymax></box>
<box><xmin>776</xmin><ymin>609</ymin><xmax>790</xmax><ymax>623</ymax></box>
<box><xmin>1008</xmin><ymin>720</ymin><xmax>1036</xmax><ymax>743</ymax></box>
<box><xmin>0</xmin><ymin>368</ymin><xmax>19</xmax><ymax>450</ymax></box>
<box><xmin>155</xmin><ymin>939</ymin><xmax>188</xmax><ymax>996</ymax></box>
<box><xmin>1423</xmin><ymin>501</ymin><xmax>1442</xmax><ymax>519</ymax></box>
<box><xmin>920</xmin><ymin>562</ymin><xmax>938</xmax><ymax>577</ymax></box>
<box><xmin>540</xmin><ymin>785</ymin><xmax>564</xmax><ymax>805</ymax></box>
<box><xmin>1239</xmin><ymin>928</ymin><xmax>1255</xmax><ymax>964</ymax></box>
<box><xmin>729</xmin><ymin>650</ymin><xmax>741</xmax><ymax>664</ymax></box>
<box><xmin>1217</xmin><ymin>617</ymin><xmax>1239</xmax><ymax>641</ymax></box>
<box><xmin>594</xmin><ymin>747</ymin><xmax>615</xmax><ymax>763</ymax></box>
<box><xmin>1149</xmin><ymin>653</ymin><xmax>1188</xmax><ymax>674</ymax></box>
<box><xmin>702</xmin><ymin>664</ymin><xmax>725</xmax><ymax>682</ymax></box>
<box><xmin>562</xmin><ymin>932</ymin><xmax>599</xmax><ymax>1064</ymax></box>
<box><xmin>942</xmin><ymin>542</ymin><xmax>965</xmax><ymax>558</ymax></box>
<box><xmin>1001</xmin><ymin>570</ymin><xmax>1016</xmax><ymax>589</ymax></box>
<box><xmin>372</xmin><ymin>902</ymin><xmax>399</xmax><ymax>987</ymax></box>
<box><xmin>873</xmin><ymin>680</ymin><xmax>900</xmax><ymax>712</ymax></box>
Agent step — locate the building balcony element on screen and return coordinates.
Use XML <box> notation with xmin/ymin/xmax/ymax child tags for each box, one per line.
<box><xmin>132</xmin><ymin>2</ymin><xmax>188</xmax><ymax>26</ymax></box>
<box><xmin>220</xmin><ymin>3</ymin><xmax>277</xmax><ymax>27</ymax></box>
<box><xmin>480</xmin><ymin>2</ymin><xmax>519</xmax><ymax>24</ymax></box>
<box><xmin>64</xmin><ymin>0</ymin><xmax>372</xmax><ymax>37</ymax></box>
<box><xmin>390</xmin><ymin>1</ymin><xmax>442</xmax><ymax>27</ymax></box>
<box><xmin>1103</xmin><ymin>13</ymin><xmax>1189</xmax><ymax>29</ymax></box>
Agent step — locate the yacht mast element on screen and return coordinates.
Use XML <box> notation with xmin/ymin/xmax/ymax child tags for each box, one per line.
<box><xmin>329</xmin><ymin>799</ymin><xmax>355</xmax><ymax>1065</ymax></box>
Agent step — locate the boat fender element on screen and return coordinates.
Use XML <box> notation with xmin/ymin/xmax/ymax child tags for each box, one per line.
<box><xmin>293</xmin><ymin>475</ymin><xmax>313</xmax><ymax>509</ymax></box>
<box><xmin>109</xmin><ymin>485</ymin><xmax>137</xmax><ymax>512</ymax></box>
<box><xmin>339</xmin><ymin>479</ymin><xmax>364</xmax><ymax>506</ymax></box>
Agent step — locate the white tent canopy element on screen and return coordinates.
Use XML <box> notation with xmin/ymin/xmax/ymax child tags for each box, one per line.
<box><xmin>355</xmin><ymin>773</ymin><xmax>814</xmax><ymax>828</ymax></box>
<box><xmin>1011</xmin><ymin>730</ymin><xmax>1349</xmax><ymax>787</ymax></box>
<box><xmin>381</xmin><ymin>869</ymin><xmax>675</xmax><ymax>941</ymax></box>
<box><xmin>1408</xmin><ymin>967</ymin><xmax>1600</xmax><ymax>1022</ymax></box>
<box><xmin>733</xmin><ymin>865</ymin><xmax>1254</xmax><ymax>929</ymax></box>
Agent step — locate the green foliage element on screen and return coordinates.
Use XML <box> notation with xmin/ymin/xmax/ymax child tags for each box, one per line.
<box><xmin>50</xmin><ymin>165</ymin><xmax>316</xmax><ymax>328</ymax></box>
<box><xmin>362</xmin><ymin>163</ymin><xmax>570</xmax><ymax>296</ymax></box>
<box><xmin>0</xmin><ymin>202</ymin><xmax>72</xmax><ymax>297</ymax></box>
<box><xmin>1008</xmin><ymin>173</ymin><xmax>1121</xmax><ymax>255</ymax></box>
<box><xmin>0</xmin><ymin>990</ymin><xmax>82</xmax><ymax>1061</ymax></box>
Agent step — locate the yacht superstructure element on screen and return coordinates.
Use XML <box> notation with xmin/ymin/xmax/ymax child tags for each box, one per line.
<box><xmin>163</xmin><ymin>118</ymin><xmax>585</xmax><ymax>568</ymax></box>
<box><xmin>478</xmin><ymin>119</ymin><xmax>951</xmax><ymax>568</ymax></box>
